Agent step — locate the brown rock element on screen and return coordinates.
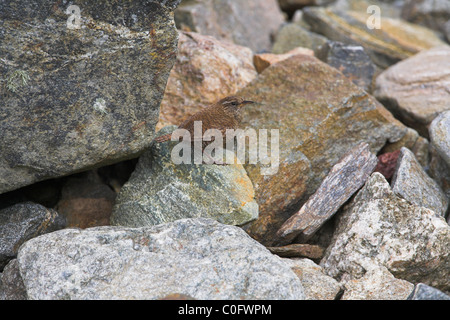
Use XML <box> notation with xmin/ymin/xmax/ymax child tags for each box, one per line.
<box><xmin>374</xmin><ymin>45</ymin><xmax>450</xmax><ymax>137</ymax></box>
<box><xmin>253</xmin><ymin>47</ymin><xmax>314</xmax><ymax>73</ymax></box>
<box><xmin>156</xmin><ymin>31</ymin><xmax>257</xmax><ymax>130</ymax></box>
<box><xmin>274</xmin><ymin>142</ymin><xmax>378</xmax><ymax>245</ymax></box>
<box><xmin>237</xmin><ymin>54</ymin><xmax>407</xmax><ymax>245</ymax></box>
<box><xmin>374</xmin><ymin>149</ymin><xmax>401</xmax><ymax>180</ymax></box>
<box><xmin>55</xmin><ymin>171</ymin><xmax>116</xmax><ymax>228</ymax></box>
<box><xmin>174</xmin><ymin>0</ymin><xmax>285</xmax><ymax>53</ymax></box>
<box><xmin>159</xmin><ymin>293</ymin><xmax>196</xmax><ymax>300</ymax></box>
<box><xmin>267</xmin><ymin>244</ymin><xmax>324</xmax><ymax>259</ymax></box>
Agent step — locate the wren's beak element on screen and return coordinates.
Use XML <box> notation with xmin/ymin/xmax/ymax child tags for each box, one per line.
<box><xmin>241</xmin><ymin>100</ymin><xmax>255</xmax><ymax>106</ymax></box>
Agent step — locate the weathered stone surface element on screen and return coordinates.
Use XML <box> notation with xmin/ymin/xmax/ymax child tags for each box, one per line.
<box><xmin>391</xmin><ymin>147</ymin><xmax>448</xmax><ymax>217</ymax></box>
<box><xmin>316</xmin><ymin>41</ymin><xmax>377</xmax><ymax>92</ymax></box>
<box><xmin>272</xmin><ymin>23</ymin><xmax>328</xmax><ymax>54</ymax></box>
<box><xmin>374</xmin><ymin>149</ymin><xmax>401</xmax><ymax>180</ymax></box>
<box><xmin>253</xmin><ymin>47</ymin><xmax>314</xmax><ymax>74</ymax></box>
<box><xmin>284</xmin><ymin>258</ymin><xmax>341</xmax><ymax>300</ymax></box>
<box><xmin>111</xmin><ymin>127</ymin><xmax>258</xmax><ymax>228</ymax></box>
<box><xmin>0</xmin><ymin>202</ymin><xmax>66</xmax><ymax>270</ymax></box>
<box><xmin>401</xmin><ymin>0</ymin><xmax>450</xmax><ymax>35</ymax></box>
<box><xmin>407</xmin><ymin>283</ymin><xmax>450</xmax><ymax>300</ymax></box>
<box><xmin>330</xmin><ymin>0</ymin><xmax>403</xmax><ymax>19</ymax></box>
<box><xmin>174</xmin><ymin>0</ymin><xmax>285</xmax><ymax>52</ymax></box>
<box><xmin>445</xmin><ymin>20</ymin><xmax>450</xmax><ymax>42</ymax></box>
<box><xmin>55</xmin><ymin>171</ymin><xmax>116</xmax><ymax>228</ymax></box>
<box><xmin>429</xmin><ymin>145</ymin><xmax>450</xmax><ymax>200</ymax></box>
<box><xmin>237</xmin><ymin>54</ymin><xmax>407</xmax><ymax>245</ymax></box>
<box><xmin>303</xmin><ymin>7</ymin><xmax>446</xmax><ymax>69</ymax></box>
<box><xmin>0</xmin><ymin>0</ymin><xmax>180</xmax><ymax>194</ymax></box>
<box><xmin>275</xmin><ymin>143</ymin><xmax>377</xmax><ymax>245</ymax></box>
<box><xmin>267</xmin><ymin>244</ymin><xmax>324</xmax><ymax>259</ymax></box>
<box><xmin>374</xmin><ymin>45</ymin><xmax>450</xmax><ymax>137</ymax></box>
<box><xmin>341</xmin><ymin>266</ymin><xmax>414</xmax><ymax>300</ymax></box>
<box><xmin>429</xmin><ymin>110</ymin><xmax>450</xmax><ymax>168</ymax></box>
<box><xmin>157</xmin><ymin>31</ymin><xmax>257</xmax><ymax>130</ymax></box>
<box><xmin>0</xmin><ymin>259</ymin><xmax>27</xmax><ymax>300</ymax></box>
<box><xmin>321</xmin><ymin>173</ymin><xmax>450</xmax><ymax>291</ymax></box>
<box><xmin>16</xmin><ymin>218</ymin><xmax>305</xmax><ymax>300</ymax></box>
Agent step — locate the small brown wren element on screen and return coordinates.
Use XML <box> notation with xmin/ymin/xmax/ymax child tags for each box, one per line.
<box><xmin>153</xmin><ymin>96</ymin><xmax>255</xmax><ymax>148</ymax></box>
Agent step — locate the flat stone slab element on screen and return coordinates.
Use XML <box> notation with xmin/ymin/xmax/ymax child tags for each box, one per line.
<box><xmin>274</xmin><ymin>142</ymin><xmax>377</xmax><ymax>245</ymax></box>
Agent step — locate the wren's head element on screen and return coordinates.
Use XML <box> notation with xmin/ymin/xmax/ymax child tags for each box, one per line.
<box><xmin>219</xmin><ymin>96</ymin><xmax>255</xmax><ymax>118</ymax></box>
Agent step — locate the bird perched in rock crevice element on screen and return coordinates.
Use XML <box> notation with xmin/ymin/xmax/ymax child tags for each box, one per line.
<box><xmin>154</xmin><ymin>96</ymin><xmax>254</xmax><ymax>149</ymax></box>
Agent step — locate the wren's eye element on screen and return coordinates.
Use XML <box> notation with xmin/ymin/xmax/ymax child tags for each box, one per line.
<box><xmin>231</xmin><ymin>101</ymin><xmax>238</xmax><ymax>106</ymax></box>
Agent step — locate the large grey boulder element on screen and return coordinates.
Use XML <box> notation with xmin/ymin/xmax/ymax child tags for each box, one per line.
<box><xmin>391</xmin><ymin>147</ymin><xmax>448</xmax><ymax>217</ymax></box>
<box><xmin>14</xmin><ymin>218</ymin><xmax>305</xmax><ymax>300</ymax></box>
<box><xmin>0</xmin><ymin>0</ymin><xmax>180</xmax><ymax>194</ymax></box>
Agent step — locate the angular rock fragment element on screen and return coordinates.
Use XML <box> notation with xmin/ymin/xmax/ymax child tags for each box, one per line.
<box><xmin>0</xmin><ymin>202</ymin><xmax>66</xmax><ymax>269</ymax></box>
<box><xmin>267</xmin><ymin>244</ymin><xmax>324</xmax><ymax>259</ymax></box>
<box><xmin>253</xmin><ymin>47</ymin><xmax>314</xmax><ymax>74</ymax></box>
<box><xmin>284</xmin><ymin>258</ymin><xmax>341</xmax><ymax>300</ymax></box>
<box><xmin>429</xmin><ymin>110</ymin><xmax>450</xmax><ymax>168</ymax></box>
<box><xmin>275</xmin><ymin>142</ymin><xmax>377</xmax><ymax>245</ymax></box>
<box><xmin>407</xmin><ymin>283</ymin><xmax>450</xmax><ymax>300</ymax></box>
<box><xmin>391</xmin><ymin>147</ymin><xmax>448</xmax><ymax>217</ymax></box>
<box><xmin>316</xmin><ymin>41</ymin><xmax>377</xmax><ymax>92</ymax></box>
<box><xmin>321</xmin><ymin>173</ymin><xmax>450</xmax><ymax>291</ymax></box>
<box><xmin>341</xmin><ymin>266</ymin><xmax>414</xmax><ymax>300</ymax></box>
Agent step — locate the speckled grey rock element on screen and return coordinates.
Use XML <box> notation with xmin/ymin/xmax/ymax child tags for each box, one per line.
<box><xmin>283</xmin><ymin>258</ymin><xmax>341</xmax><ymax>300</ymax></box>
<box><xmin>0</xmin><ymin>0</ymin><xmax>180</xmax><ymax>194</ymax></box>
<box><xmin>16</xmin><ymin>218</ymin><xmax>305</xmax><ymax>300</ymax></box>
<box><xmin>407</xmin><ymin>283</ymin><xmax>450</xmax><ymax>300</ymax></box>
<box><xmin>391</xmin><ymin>147</ymin><xmax>448</xmax><ymax>217</ymax></box>
<box><xmin>0</xmin><ymin>202</ymin><xmax>66</xmax><ymax>270</ymax></box>
<box><xmin>111</xmin><ymin>127</ymin><xmax>258</xmax><ymax>228</ymax></box>
<box><xmin>321</xmin><ymin>173</ymin><xmax>450</xmax><ymax>292</ymax></box>
<box><xmin>429</xmin><ymin>110</ymin><xmax>450</xmax><ymax>168</ymax></box>
<box><xmin>341</xmin><ymin>266</ymin><xmax>414</xmax><ymax>300</ymax></box>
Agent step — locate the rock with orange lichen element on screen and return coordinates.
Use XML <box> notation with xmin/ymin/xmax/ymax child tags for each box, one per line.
<box><xmin>236</xmin><ymin>54</ymin><xmax>407</xmax><ymax>245</ymax></box>
<box><xmin>111</xmin><ymin>126</ymin><xmax>258</xmax><ymax>228</ymax></box>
